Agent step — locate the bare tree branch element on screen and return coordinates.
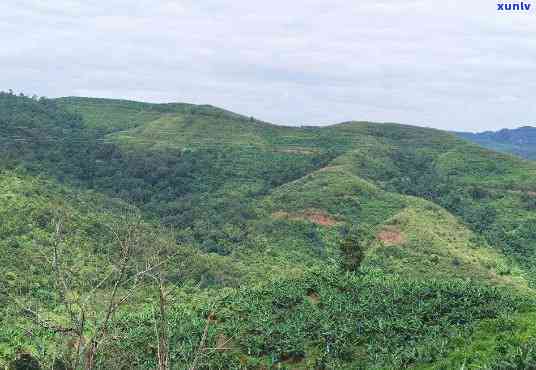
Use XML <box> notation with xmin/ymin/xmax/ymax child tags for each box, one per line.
<box><xmin>189</xmin><ymin>311</ymin><xmax>215</xmax><ymax>370</ymax></box>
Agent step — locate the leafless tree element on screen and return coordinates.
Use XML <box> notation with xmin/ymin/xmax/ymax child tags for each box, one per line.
<box><xmin>12</xmin><ymin>211</ymin><xmax>172</xmax><ymax>369</ymax></box>
<box><xmin>10</xmin><ymin>211</ymin><xmax>230</xmax><ymax>370</ymax></box>
<box><xmin>145</xmin><ymin>235</ymin><xmax>175</xmax><ymax>370</ymax></box>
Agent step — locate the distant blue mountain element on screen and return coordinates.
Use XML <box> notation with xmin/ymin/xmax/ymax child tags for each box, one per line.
<box><xmin>456</xmin><ymin>126</ymin><xmax>536</xmax><ymax>160</ymax></box>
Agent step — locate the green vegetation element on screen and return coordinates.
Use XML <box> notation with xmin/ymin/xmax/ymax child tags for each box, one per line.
<box><xmin>2</xmin><ymin>91</ymin><xmax>536</xmax><ymax>369</ymax></box>
<box><xmin>104</xmin><ymin>268</ymin><xmax>533</xmax><ymax>369</ymax></box>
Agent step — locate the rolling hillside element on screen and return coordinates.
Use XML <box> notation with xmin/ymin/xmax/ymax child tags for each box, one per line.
<box><xmin>2</xmin><ymin>92</ymin><xmax>536</xmax><ymax>369</ymax></box>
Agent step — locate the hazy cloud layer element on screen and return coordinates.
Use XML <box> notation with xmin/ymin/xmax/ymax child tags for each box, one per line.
<box><xmin>1</xmin><ymin>0</ymin><xmax>535</xmax><ymax>131</ymax></box>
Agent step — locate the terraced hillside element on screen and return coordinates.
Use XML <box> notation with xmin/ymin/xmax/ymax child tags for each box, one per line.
<box><xmin>2</xmin><ymin>92</ymin><xmax>536</xmax><ymax>369</ymax></box>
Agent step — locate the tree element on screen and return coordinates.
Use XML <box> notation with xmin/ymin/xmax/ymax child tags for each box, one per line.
<box><xmin>338</xmin><ymin>225</ymin><xmax>372</xmax><ymax>272</ymax></box>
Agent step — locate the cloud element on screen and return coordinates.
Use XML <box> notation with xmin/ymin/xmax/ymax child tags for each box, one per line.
<box><xmin>1</xmin><ymin>0</ymin><xmax>535</xmax><ymax>131</ymax></box>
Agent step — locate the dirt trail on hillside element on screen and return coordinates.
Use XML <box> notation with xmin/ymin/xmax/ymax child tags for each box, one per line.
<box><xmin>272</xmin><ymin>209</ymin><xmax>338</xmax><ymax>226</ymax></box>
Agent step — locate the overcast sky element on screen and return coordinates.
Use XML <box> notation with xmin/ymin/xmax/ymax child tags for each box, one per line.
<box><xmin>1</xmin><ymin>0</ymin><xmax>535</xmax><ymax>131</ymax></box>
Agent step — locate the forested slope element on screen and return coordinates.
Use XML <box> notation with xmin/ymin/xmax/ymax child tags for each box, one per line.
<box><xmin>2</xmin><ymin>92</ymin><xmax>536</xmax><ymax>369</ymax></box>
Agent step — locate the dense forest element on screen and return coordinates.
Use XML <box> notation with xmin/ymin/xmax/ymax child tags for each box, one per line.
<box><xmin>2</xmin><ymin>91</ymin><xmax>536</xmax><ymax>369</ymax></box>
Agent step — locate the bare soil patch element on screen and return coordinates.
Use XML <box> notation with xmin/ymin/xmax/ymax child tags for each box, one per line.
<box><xmin>272</xmin><ymin>209</ymin><xmax>338</xmax><ymax>226</ymax></box>
<box><xmin>377</xmin><ymin>226</ymin><xmax>406</xmax><ymax>246</ymax></box>
<box><xmin>304</xmin><ymin>211</ymin><xmax>337</xmax><ymax>226</ymax></box>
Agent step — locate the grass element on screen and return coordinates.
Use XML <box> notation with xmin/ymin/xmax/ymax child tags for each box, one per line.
<box><xmin>417</xmin><ymin>311</ymin><xmax>536</xmax><ymax>369</ymax></box>
<box><xmin>366</xmin><ymin>202</ymin><xmax>530</xmax><ymax>290</ymax></box>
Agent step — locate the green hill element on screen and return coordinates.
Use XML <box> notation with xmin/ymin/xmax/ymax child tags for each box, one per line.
<box><xmin>2</xmin><ymin>92</ymin><xmax>536</xmax><ymax>369</ymax></box>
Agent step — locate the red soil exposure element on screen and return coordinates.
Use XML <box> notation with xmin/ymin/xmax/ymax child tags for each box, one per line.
<box><xmin>272</xmin><ymin>210</ymin><xmax>338</xmax><ymax>226</ymax></box>
<box><xmin>377</xmin><ymin>227</ymin><xmax>406</xmax><ymax>246</ymax></box>
<box><xmin>304</xmin><ymin>211</ymin><xmax>338</xmax><ymax>226</ymax></box>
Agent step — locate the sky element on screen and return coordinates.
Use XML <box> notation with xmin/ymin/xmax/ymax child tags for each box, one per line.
<box><xmin>1</xmin><ymin>0</ymin><xmax>535</xmax><ymax>132</ymax></box>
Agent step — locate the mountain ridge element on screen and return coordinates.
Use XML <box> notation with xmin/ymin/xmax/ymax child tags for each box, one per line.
<box><xmin>457</xmin><ymin>125</ymin><xmax>536</xmax><ymax>160</ymax></box>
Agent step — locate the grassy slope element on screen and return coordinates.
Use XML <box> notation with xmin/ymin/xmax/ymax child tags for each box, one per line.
<box><xmin>367</xmin><ymin>203</ymin><xmax>529</xmax><ymax>289</ymax></box>
<box><xmin>255</xmin><ymin>165</ymin><xmax>530</xmax><ymax>290</ymax></box>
